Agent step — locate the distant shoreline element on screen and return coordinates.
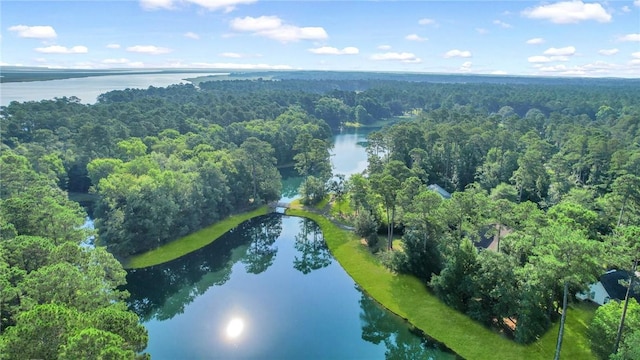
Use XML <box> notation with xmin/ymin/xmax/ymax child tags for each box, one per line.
<box><xmin>0</xmin><ymin>68</ymin><xmax>228</xmax><ymax>83</ymax></box>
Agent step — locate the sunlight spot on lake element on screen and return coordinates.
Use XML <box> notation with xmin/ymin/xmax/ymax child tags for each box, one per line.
<box><xmin>226</xmin><ymin>317</ymin><xmax>244</xmax><ymax>339</ymax></box>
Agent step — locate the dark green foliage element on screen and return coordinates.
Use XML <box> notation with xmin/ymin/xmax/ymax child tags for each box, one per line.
<box><xmin>299</xmin><ymin>176</ymin><xmax>327</xmax><ymax>205</ymax></box>
<box><xmin>0</xmin><ymin>150</ymin><xmax>148</xmax><ymax>358</ymax></box>
<box><xmin>588</xmin><ymin>299</ymin><xmax>640</xmax><ymax>359</ymax></box>
<box><xmin>430</xmin><ymin>239</ymin><xmax>479</xmax><ymax>313</ymax></box>
<box><xmin>354</xmin><ymin>210</ymin><xmax>379</xmax><ymax>248</ymax></box>
<box><xmin>399</xmin><ymin>230</ymin><xmax>442</xmax><ymax>282</ymax></box>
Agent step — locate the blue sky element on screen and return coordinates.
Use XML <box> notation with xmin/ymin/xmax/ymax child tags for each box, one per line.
<box><xmin>2</xmin><ymin>0</ymin><xmax>639</xmax><ymax>77</ymax></box>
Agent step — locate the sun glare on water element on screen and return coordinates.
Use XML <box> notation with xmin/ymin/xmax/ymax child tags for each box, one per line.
<box><xmin>226</xmin><ymin>318</ymin><xmax>244</xmax><ymax>339</ymax></box>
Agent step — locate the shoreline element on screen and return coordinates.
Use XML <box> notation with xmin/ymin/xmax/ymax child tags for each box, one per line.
<box><xmin>124</xmin><ymin>202</ymin><xmax>595</xmax><ymax>359</ymax></box>
<box><xmin>124</xmin><ymin>206</ymin><xmax>269</xmax><ymax>269</ymax></box>
<box><xmin>285</xmin><ymin>207</ymin><xmax>595</xmax><ymax>360</ymax></box>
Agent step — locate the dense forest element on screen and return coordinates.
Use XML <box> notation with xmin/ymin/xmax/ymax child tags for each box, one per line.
<box><xmin>1</xmin><ymin>74</ymin><xmax>639</xmax><ymax>359</ymax></box>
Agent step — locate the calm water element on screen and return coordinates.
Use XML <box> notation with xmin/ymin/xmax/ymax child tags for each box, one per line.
<box><xmin>0</xmin><ymin>72</ymin><xmax>225</xmax><ymax>106</ymax></box>
<box><xmin>280</xmin><ymin>128</ymin><xmax>370</xmax><ymax>201</ymax></box>
<box><xmin>125</xmin><ymin>215</ymin><xmax>456</xmax><ymax>359</ymax></box>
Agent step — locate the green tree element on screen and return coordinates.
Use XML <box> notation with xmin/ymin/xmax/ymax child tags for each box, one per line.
<box><xmin>369</xmin><ymin>160</ymin><xmax>411</xmax><ymax>250</ymax></box>
<box><xmin>1</xmin><ymin>303</ymin><xmax>81</xmax><ymax>360</ymax></box>
<box><xmin>611</xmin><ymin>329</ymin><xmax>640</xmax><ymax>360</ymax></box>
<box><xmin>239</xmin><ymin>137</ymin><xmax>281</xmax><ymax>204</ymax></box>
<box><xmin>608</xmin><ymin>226</ymin><xmax>640</xmax><ymax>355</ymax></box>
<box><xmin>299</xmin><ymin>175</ymin><xmax>326</xmax><ymax>205</ymax></box>
<box><xmin>293</xmin><ymin>133</ymin><xmax>332</xmax><ymax>181</ymax></box>
<box><xmin>430</xmin><ymin>238</ymin><xmax>479</xmax><ymax>312</ymax></box>
<box><xmin>59</xmin><ymin>328</ymin><xmax>136</xmax><ymax>360</ymax></box>
<box><xmin>588</xmin><ymin>299</ymin><xmax>640</xmax><ymax>360</ymax></box>
<box><xmin>469</xmin><ymin>251</ymin><xmax>520</xmax><ymax>329</ymax></box>
<box><xmin>531</xmin><ymin>223</ymin><xmax>601</xmax><ymax>360</ymax></box>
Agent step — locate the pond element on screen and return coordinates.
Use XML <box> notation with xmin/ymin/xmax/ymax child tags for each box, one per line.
<box><xmin>125</xmin><ymin>215</ymin><xmax>456</xmax><ymax>359</ymax></box>
<box><xmin>124</xmin><ymin>127</ymin><xmax>458</xmax><ymax>359</ymax></box>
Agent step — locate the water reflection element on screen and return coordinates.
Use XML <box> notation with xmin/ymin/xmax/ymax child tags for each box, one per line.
<box><xmin>125</xmin><ymin>215</ymin><xmax>457</xmax><ymax>359</ymax></box>
<box><xmin>294</xmin><ymin>218</ymin><xmax>332</xmax><ymax>274</ymax></box>
<box><xmin>241</xmin><ymin>215</ymin><xmax>282</xmax><ymax>274</ymax></box>
<box><xmin>358</xmin><ymin>288</ymin><xmax>458</xmax><ymax>360</ymax></box>
<box><xmin>126</xmin><ymin>216</ymin><xmax>283</xmax><ymax>321</ymax></box>
<box><xmin>225</xmin><ymin>317</ymin><xmax>245</xmax><ymax>339</ymax></box>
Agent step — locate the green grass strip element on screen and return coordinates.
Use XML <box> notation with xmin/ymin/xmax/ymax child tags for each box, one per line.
<box><xmin>287</xmin><ymin>208</ymin><xmax>596</xmax><ymax>360</ymax></box>
<box><xmin>125</xmin><ymin>206</ymin><xmax>269</xmax><ymax>269</ymax></box>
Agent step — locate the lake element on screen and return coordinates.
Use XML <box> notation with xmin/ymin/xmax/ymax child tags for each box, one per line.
<box><xmin>124</xmin><ymin>128</ymin><xmax>457</xmax><ymax>359</ymax></box>
<box><xmin>125</xmin><ymin>215</ymin><xmax>456</xmax><ymax>359</ymax></box>
<box><xmin>0</xmin><ymin>72</ymin><xmax>226</xmax><ymax>106</ymax></box>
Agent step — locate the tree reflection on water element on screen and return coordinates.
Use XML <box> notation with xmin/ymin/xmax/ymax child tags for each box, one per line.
<box><xmin>293</xmin><ymin>218</ymin><xmax>332</xmax><ymax>274</ymax></box>
<box><xmin>358</xmin><ymin>287</ymin><xmax>458</xmax><ymax>360</ymax></box>
<box><xmin>125</xmin><ymin>215</ymin><xmax>283</xmax><ymax>321</ymax></box>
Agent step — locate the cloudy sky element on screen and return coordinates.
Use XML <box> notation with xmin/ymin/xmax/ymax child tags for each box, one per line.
<box><xmin>2</xmin><ymin>0</ymin><xmax>639</xmax><ymax>77</ymax></box>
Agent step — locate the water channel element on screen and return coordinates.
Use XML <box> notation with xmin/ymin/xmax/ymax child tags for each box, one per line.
<box><xmin>125</xmin><ymin>129</ymin><xmax>458</xmax><ymax>359</ymax></box>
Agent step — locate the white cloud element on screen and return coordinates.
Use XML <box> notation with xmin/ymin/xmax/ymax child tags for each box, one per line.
<box><xmin>444</xmin><ymin>49</ymin><xmax>472</xmax><ymax>58</ymax></box>
<box><xmin>622</xmin><ymin>5</ymin><xmax>631</xmax><ymax>12</ymax></box>
<box><xmin>220</xmin><ymin>52</ymin><xmax>243</xmax><ymax>58</ymax></box>
<box><xmin>538</xmin><ymin>64</ymin><xmax>570</xmax><ymax>72</ymax></box>
<box><xmin>231</xmin><ymin>15</ymin><xmax>282</xmax><ymax>32</ymax></box>
<box><xmin>101</xmin><ymin>58</ymin><xmax>145</xmax><ymax>68</ymax></box>
<box><xmin>543</xmin><ymin>46</ymin><xmax>576</xmax><ymax>56</ymax></box>
<box><xmin>405</xmin><ymin>34</ymin><xmax>428</xmax><ymax>42</ymax></box>
<box><xmin>418</xmin><ymin>18</ymin><xmax>437</xmax><ymax>26</ymax></box>
<box><xmin>632</xmin><ymin>52</ymin><xmax>640</xmax><ymax>59</ymax></box>
<box><xmin>631</xmin><ymin>59</ymin><xmax>640</xmax><ymax>66</ymax></box>
<box><xmin>491</xmin><ymin>70</ymin><xmax>508</xmax><ymax>75</ymax></box>
<box><xmin>371</xmin><ymin>52</ymin><xmax>422</xmax><ymax>63</ymax></box>
<box><xmin>35</xmin><ymin>45</ymin><xmax>88</xmax><ymax>54</ymax></box>
<box><xmin>140</xmin><ymin>0</ymin><xmax>174</xmax><ymax>10</ymax></box>
<box><xmin>308</xmin><ymin>46</ymin><xmax>359</xmax><ymax>55</ymax></box>
<box><xmin>493</xmin><ymin>20</ymin><xmax>512</xmax><ymax>28</ymax></box>
<box><xmin>184</xmin><ymin>32</ymin><xmax>200</xmax><ymax>39</ymax></box>
<box><xmin>534</xmin><ymin>61</ymin><xmax>626</xmax><ymax>76</ymax></box>
<box><xmin>8</xmin><ymin>25</ymin><xmax>57</xmax><ymax>39</ymax></box>
<box><xmin>526</xmin><ymin>37</ymin><xmax>545</xmax><ymax>45</ymax></box>
<box><xmin>126</xmin><ymin>45</ymin><xmax>172</xmax><ymax>54</ymax></box>
<box><xmin>476</xmin><ymin>28</ymin><xmax>489</xmax><ymax>34</ymax></box>
<box><xmin>186</xmin><ymin>0</ymin><xmax>256</xmax><ymax>12</ymax></box>
<box><xmin>618</xmin><ymin>33</ymin><xmax>640</xmax><ymax>42</ymax></box>
<box><xmin>140</xmin><ymin>0</ymin><xmax>256</xmax><ymax>12</ymax></box>
<box><xmin>219</xmin><ymin>52</ymin><xmax>262</xmax><ymax>58</ymax></box>
<box><xmin>377</xmin><ymin>45</ymin><xmax>392</xmax><ymax>50</ymax></box>
<box><xmin>598</xmin><ymin>48</ymin><xmax>619</xmax><ymax>56</ymax></box>
<box><xmin>459</xmin><ymin>61</ymin><xmax>473</xmax><ymax>72</ymax></box>
<box><xmin>106</xmin><ymin>43</ymin><xmax>121</xmax><ymax>49</ymax></box>
<box><xmin>190</xmin><ymin>62</ymin><xmax>293</xmax><ymax>69</ymax></box>
<box><xmin>635</xmin><ymin>0</ymin><xmax>640</xmax><ymax>7</ymax></box>
<box><xmin>102</xmin><ymin>58</ymin><xmax>130</xmax><ymax>64</ymax></box>
<box><xmin>230</xmin><ymin>15</ymin><xmax>328</xmax><ymax>42</ymax></box>
<box><xmin>522</xmin><ymin>1</ymin><xmax>612</xmax><ymax>24</ymax></box>
<box><xmin>528</xmin><ymin>56</ymin><xmax>552</xmax><ymax>63</ymax></box>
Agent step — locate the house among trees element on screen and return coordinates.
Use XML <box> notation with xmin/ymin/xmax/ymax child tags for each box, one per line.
<box><xmin>427</xmin><ymin>184</ymin><xmax>451</xmax><ymax>199</ymax></box>
<box><xmin>475</xmin><ymin>224</ymin><xmax>511</xmax><ymax>252</ymax></box>
<box><xmin>576</xmin><ymin>270</ymin><xmax>640</xmax><ymax>306</ymax></box>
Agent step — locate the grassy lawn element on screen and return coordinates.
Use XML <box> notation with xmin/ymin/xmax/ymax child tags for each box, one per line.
<box><xmin>286</xmin><ymin>208</ymin><xmax>596</xmax><ymax>360</ymax></box>
<box><xmin>124</xmin><ymin>206</ymin><xmax>269</xmax><ymax>269</ymax></box>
